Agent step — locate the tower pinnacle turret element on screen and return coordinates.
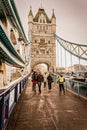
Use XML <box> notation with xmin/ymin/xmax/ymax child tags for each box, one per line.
<box><xmin>52</xmin><ymin>9</ymin><xmax>56</xmax><ymax>18</ymax></box>
<box><xmin>28</xmin><ymin>6</ymin><xmax>33</xmax><ymax>16</ymax></box>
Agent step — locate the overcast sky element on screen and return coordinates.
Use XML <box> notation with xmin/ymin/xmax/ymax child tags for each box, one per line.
<box><xmin>14</xmin><ymin>0</ymin><xmax>87</xmax><ymax>66</ymax></box>
<box><xmin>15</xmin><ymin>0</ymin><xmax>87</xmax><ymax>44</ymax></box>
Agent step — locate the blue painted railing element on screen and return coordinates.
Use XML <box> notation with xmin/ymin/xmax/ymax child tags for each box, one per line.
<box><xmin>65</xmin><ymin>79</ymin><xmax>87</xmax><ymax>99</ymax></box>
<box><xmin>0</xmin><ymin>74</ymin><xmax>29</xmax><ymax>130</ymax></box>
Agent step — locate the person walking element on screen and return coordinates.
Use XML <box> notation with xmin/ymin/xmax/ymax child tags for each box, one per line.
<box><xmin>47</xmin><ymin>73</ymin><xmax>53</xmax><ymax>91</ymax></box>
<box><xmin>31</xmin><ymin>71</ymin><xmax>37</xmax><ymax>93</ymax></box>
<box><xmin>52</xmin><ymin>73</ymin><xmax>57</xmax><ymax>87</ymax></box>
<box><xmin>43</xmin><ymin>72</ymin><xmax>48</xmax><ymax>88</ymax></box>
<box><xmin>57</xmin><ymin>74</ymin><xmax>65</xmax><ymax>94</ymax></box>
<box><xmin>37</xmin><ymin>71</ymin><xmax>44</xmax><ymax>94</ymax></box>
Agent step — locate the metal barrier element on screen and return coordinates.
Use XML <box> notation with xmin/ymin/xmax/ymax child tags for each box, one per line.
<box><xmin>0</xmin><ymin>74</ymin><xmax>29</xmax><ymax>130</ymax></box>
<box><xmin>65</xmin><ymin>79</ymin><xmax>87</xmax><ymax>98</ymax></box>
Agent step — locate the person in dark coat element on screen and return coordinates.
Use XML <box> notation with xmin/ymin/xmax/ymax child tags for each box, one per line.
<box><xmin>43</xmin><ymin>72</ymin><xmax>48</xmax><ymax>88</ymax></box>
<box><xmin>37</xmin><ymin>71</ymin><xmax>44</xmax><ymax>93</ymax></box>
<box><xmin>31</xmin><ymin>71</ymin><xmax>37</xmax><ymax>93</ymax></box>
<box><xmin>47</xmin><ymin>73</ymin><xmax>53</xmax><ymax>91</ymax></box>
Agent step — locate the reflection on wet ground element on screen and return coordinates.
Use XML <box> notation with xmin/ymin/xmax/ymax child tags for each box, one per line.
<box><xmin>6</xmin><ymin>79</ymin><xmax>87</xmax><ymax>130</ymax></box>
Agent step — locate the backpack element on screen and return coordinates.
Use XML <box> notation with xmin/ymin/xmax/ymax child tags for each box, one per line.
<box><xmin>58</xmin><ymin>76</ymin><xmax>65</xmax><ymax>83</ymax></box>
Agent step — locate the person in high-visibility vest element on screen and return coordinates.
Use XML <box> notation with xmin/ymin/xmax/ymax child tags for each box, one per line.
<box><xmin>57</xmin><ymin>74</ymin><xmax>65</xmax><ymax>94</ymax></box>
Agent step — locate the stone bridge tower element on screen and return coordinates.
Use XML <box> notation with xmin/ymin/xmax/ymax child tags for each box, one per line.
<box><xmin>28</xmin><ymin>6</ymin><xmax>56</xmax><ymax>72</ymax></box>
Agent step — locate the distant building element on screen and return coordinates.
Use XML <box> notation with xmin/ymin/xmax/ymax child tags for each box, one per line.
<box><xmin>67</xmin><ymin>64</ymin><xmax>87</xmax><ymax>73</ymax></box>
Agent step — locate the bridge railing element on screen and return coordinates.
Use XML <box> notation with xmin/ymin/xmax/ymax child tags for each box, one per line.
<box><xmin>65</xmin><ymin>79</ymin><xmax>87</xmax><ymax>99</ymax></box>
<box><xmin>0</xmin><ymin>74</ymin><xmax>29</xmax><ymax>130</ymax></box>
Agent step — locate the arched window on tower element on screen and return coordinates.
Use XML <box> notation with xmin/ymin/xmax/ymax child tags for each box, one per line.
<box><xmin>40</xmin><ymin>26</ymin><xmax>42</xmax><ymax>30</ymax></box>
<box><xmin>35</xmin><ymin>40</ymin><xmax>37</xmax><ymax>43</ymax></box>
<box><xmin>46</xmin><ymin>26</ymin><xmax>48</xmax><ymax>30</ymax></box>
<box><xmin>47</xmin><ymin>51</ymin><xmax>49</xmax><ymax>54</ymax></box>
<box><xmin>40</xmin><ymin>19</ymin><xmax>42</xmax><ymax>23</ymax></box>
<box><xmin>43</xmin><ymin>19</ymin><xmax>45</xmax><ymax>23</ymax></box>
<box><xmin>40</xmin><ymin>38</ymin><xmax>45</xmax><ymax>44</ymax></box>
<box><xmin>48</xmin><ymin>41</ymin><xmax>50</xmax><ymax>44</ymax></box>
<box><xmin>36</xmin><ymin>51</ymin><xmax>39</xmax><ymax>54</ymax></box>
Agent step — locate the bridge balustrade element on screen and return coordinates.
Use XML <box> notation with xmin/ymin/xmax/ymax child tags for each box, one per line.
<box><xmin>65</xmin><ymin>79</ymin><xmax>87</xmax><ymax>99</ymax></box>
<box><xmin>0</xmin><ymin>74</ymin><xmax>29</xmax><ymax>130</ymax></box>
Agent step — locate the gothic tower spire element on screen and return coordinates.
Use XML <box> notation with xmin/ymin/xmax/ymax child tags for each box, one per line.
<box><xmin>28</xmin><ymin>6</ymin><xmax>33</xmax><ymax>16</ymax></box>
<box><xmin>51</xmin><ymin>8</ymin><xmax>56</xmax><ymax>25</ymax></box>
<box><xmin>52</xmin><ymin>9</ymin><xmax>56</xmax><ymax>18</ymax></box>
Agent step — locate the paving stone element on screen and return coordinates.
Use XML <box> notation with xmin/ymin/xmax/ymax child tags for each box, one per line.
<box><xmin>6</xmin><ymin>80</ymin><xmax>87</xmax><ymax>130</ymax></box>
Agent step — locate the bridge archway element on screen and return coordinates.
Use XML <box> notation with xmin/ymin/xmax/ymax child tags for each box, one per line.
<box><xmin>34</xmin><ymin>63</ymin><xmax>48</xmax><ymax>74</ymax></box>
<box><xmin>31</xmin><ymin>60</ymin><xmax>52</xmax><ymax>74</ymax></box>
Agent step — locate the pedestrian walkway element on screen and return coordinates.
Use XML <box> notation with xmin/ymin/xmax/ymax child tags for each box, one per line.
<box><xmin>6</xmin><ymin>78</ymin><xmax>87</xmax><ymax>130</ymax></box>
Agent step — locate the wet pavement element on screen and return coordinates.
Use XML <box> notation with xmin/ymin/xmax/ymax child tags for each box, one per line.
<box><xmin>6</xmin><ymin>79</ymin><xmax>87</xmax><ymax>130</ymax></box>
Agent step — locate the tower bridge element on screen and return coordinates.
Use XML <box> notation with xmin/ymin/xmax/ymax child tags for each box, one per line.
<box><xmin>0</xmin><ymin>1</ymin><xmax>87</xmax><ymax>130</ymax></box>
